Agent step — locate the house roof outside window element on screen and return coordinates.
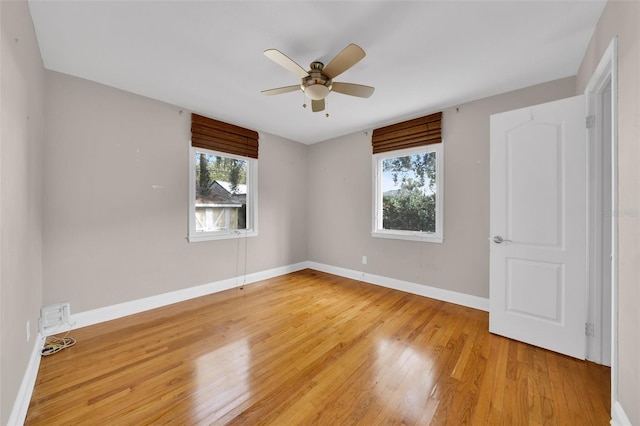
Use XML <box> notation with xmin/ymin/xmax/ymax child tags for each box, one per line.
<box><xmin>196</xmin><ymin>180</ymin><xmax>245</xmax><ymax>208</ymax></box>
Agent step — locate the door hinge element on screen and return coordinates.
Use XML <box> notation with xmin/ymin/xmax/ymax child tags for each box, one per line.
<box><xmin>585</xmin><ymin>322</ymin><xmax>595</xmax><ymax>337</ymax></box>
<box><xmin>586</xmin><ymin>115</ymin><xmax>596</xmax><ymax>129</ymax></box>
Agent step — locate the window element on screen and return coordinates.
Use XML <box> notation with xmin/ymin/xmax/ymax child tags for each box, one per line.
<box><xmin>189</xmin><ymin>113</ymin><xmax>259</xmax><ymax>242</ymax></box>
<box><xmin>372</xmin><ymin>144</ymin><xmax>443</xmax><ymax>242</ymax></box>
<box><xmin>188</xmin><ymin>147</ymin><xmax>258</xmax><ymax>241</ymax></box>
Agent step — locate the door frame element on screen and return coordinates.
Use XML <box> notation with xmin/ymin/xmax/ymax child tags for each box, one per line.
<box><xmin>584</xmin><ymin>37</ymin><xmax>618</xmax><ymax>421</ymax></box>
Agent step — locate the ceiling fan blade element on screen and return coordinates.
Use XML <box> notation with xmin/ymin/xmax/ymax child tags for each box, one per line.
<box><xmin>311</xmin><ymin>98</ymin><xmax>325</xmax><ymax>112</ymax></box>
<box><xmin>264</xmin><ymin>49</ymin><xmax>309</xmax><ymax>79</ymax></box>
<box><xmin>261</xmin><ymin>85</ymin><xmax>301</xmax><ymax>96</ymax></box>
<box><xmin>323</xmin><ymin>44</ymin><xmax>366</xmax><ymax>79</ymax></box>
<box><xmin>331</xmin><ymin>82</ymin><xmax>375</xmax><ymax>98</ymax></box>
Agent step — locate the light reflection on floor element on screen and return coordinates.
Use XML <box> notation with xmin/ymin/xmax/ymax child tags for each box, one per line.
<box><xmin>193</xmin><ymin>338</ymin><xmax>250</xmax><ymax>422</ymax></box>
<box><xmin>375</xmin><ymin>338</ymin><xmax>437</xmax><ymax>423</ymax></box>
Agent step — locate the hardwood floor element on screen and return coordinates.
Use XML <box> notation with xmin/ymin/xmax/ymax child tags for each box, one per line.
<box><xmin>26</xmin><ymin>269</ymin><xmax>610</xmax><ymax>425</ymax></box>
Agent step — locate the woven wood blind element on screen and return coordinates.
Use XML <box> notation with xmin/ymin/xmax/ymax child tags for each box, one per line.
<box><xmin>191</xmin><ymin>113</ymin><xmax>259</xmax><ymax>159</ymax></box>
<box><xmin>371</xmin><ymin>112</ymin><xmax>442</xmax><ymax>154</ymax></box>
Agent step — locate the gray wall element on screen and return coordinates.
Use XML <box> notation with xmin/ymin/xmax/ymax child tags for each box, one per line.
<box><xmin>576</xmin><ymin>1</ymin><xmax>640</xmax><ymax>423</ymax></box>
<box><xmin>307</xmin><ymin>77</ymin><xmax>576</xmax><ymax>298</ymax></box>
<box><xmin>42</xmin><ymin>71</ymin><xmax>308</xmax><ymax>313</ymax></box>
<box><xmin>0</xmin><ymin>0</ymin><xmax>45</xmax><ymax>423</ymax></box>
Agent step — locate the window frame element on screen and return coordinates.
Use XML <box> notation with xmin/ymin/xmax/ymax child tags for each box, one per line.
<box><xmin>188</xmin><ymin>146</ymin><xmax>258</xmax><ymax>242</ymax></box>
<box><xmin>372</xmin><ymin>144</ymin><xmax>444</xmax><ymax>243</ymax></box>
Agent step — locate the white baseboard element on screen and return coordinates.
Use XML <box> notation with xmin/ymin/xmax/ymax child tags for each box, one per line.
<box><xmin>611</xmin><ymin>400</ymin><xmax>632</xmax><ymax>426</ymax></box>
<box><xmin>8</xmin><ymin>334</ymin><xmax>45</xmax><ymax>426</ymax></box>
<box><xmin>306</xmin><ymin>261</ymin><xmax>489</xmax><ymax>312</ymax></box>
<box><xmin>51</xmin><ymin>262</ymin><xmax>308</xmax><ymax>335</ymax></box>
<box><xmin>49</xmin><ymin>261</ymin><xmax>488</xmax><ymax>336</ymax></box>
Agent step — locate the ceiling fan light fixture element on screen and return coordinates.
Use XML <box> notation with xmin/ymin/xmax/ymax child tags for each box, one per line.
<box><xmin>304</xmin><ymin>84</ymin><xmax>330</xmax><ymax>100</ymax></box>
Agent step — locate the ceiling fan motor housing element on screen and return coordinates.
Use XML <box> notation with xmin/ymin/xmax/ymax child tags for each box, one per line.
<box><xmin>301</xmin><ymin>62</ymin><xmax>332</xmax><ymax>100</ymax></box>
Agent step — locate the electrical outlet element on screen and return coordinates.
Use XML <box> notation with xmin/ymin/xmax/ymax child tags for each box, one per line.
<box><xmin>362</xmin><ymin>256</ymin><xmax>367</xmax><ymax>265</ymax></box>
<box><xmin>26</xmin><ymin>320</ymin><xmax>30</xmax><ymax>342</ymax></box>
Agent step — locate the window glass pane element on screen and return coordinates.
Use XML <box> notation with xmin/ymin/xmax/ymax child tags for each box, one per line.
<box><xmin>382</xmin><ymin>152</ymin><xmax>436</xmax><ymax>233</ymax></box>
<box><xmin>194</xmin><ymin>152</ymin><xmax>247</xmax><ymax>232</ymax></box>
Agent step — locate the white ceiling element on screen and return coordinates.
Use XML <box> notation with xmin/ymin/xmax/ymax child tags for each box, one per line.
<box><xmin>28</xmin><ymin>1</ymin><xmax>606</xmax><ymax>144</ymax></box>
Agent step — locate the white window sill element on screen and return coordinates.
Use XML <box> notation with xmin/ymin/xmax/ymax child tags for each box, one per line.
<box><xmin>371</xmin><ymin>230</ymin><xmax>443</xmax><ymax>243</ymax></box>
<box><xmin>188</xmin><ymin>230</ymin><xmax>258</xmax><ymax>242</ymax></box>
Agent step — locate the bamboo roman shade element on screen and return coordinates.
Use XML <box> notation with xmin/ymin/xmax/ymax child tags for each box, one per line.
<box><xmin>371</xmin><ymin>111</ymin><xmax>442</xmax><ymax>154</ymax></box>
<box><xmin>191</xmin><ymin>113</ymin><xmax>259</xmax><ymax>159</ymax></box>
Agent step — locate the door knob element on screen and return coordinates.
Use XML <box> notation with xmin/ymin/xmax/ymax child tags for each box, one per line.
<box><xmin>493</xmin><ymin>235</ymin><xmax>512</xmax><ymax>244</ymax></box>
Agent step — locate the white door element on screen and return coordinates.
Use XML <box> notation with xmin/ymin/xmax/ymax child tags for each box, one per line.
<box><xmin>489</xmin><ymin>95</ymin><xmax>586</xmax><ymax>359</ymax></box>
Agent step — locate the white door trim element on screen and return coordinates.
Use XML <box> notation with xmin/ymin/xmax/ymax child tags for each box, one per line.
<box><xmin>584</xmin><ymin>36</ymin><xmax>620</xmax><ymax>423</ymax></box>
<box><xmin>585</xmin><ymin>49</ymin><xmax>614</xmax><ymax>366</ymax></box>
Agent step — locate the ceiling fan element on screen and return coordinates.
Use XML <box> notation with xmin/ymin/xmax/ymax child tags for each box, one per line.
<box><xmin>261</xmin><ymin>43</ymin><xmax>375</xmax><ymax>113</ymax></box>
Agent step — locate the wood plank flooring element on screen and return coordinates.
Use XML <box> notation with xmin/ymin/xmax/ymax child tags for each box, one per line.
<box><xmin>26</xmin><ymin>269</ymin><xmax>610</xmax><ymax>425</ymax></box>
